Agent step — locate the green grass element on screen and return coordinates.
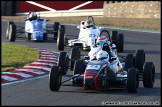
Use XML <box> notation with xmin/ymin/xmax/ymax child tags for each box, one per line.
<box><xmin>2</xmin><ymin>43</ymin><xmax>39</xmax><ymax>72</ymax></box>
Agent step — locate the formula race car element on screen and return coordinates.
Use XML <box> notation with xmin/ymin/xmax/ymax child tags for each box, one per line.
<box><xmin>57</xmin><ymin>16</ymin><xmax>124</xmax><ymax>52</ymax></box>
<box><xmin>49</xmin><ymin>47</ymin><xmax>155</xmax><ymax>93</ymax></box>
<box><xmin>57</xmin><ymin>16</ymin><xmax>100</xmax><ymax>51</ymax></box>
<box><xmin>6</xmin><ymin>11</ymin><xmax>61</xmax><ymax>42</ymax></box>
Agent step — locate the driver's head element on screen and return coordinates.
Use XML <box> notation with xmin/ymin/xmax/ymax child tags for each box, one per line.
<box><xmin>96</xmin><ymin>36</ymin><xmax>109</xmax><ymax>47</ymax></box>
<box><xmin>96</xmin><ymin>50</ymin><xmax>109</xmax><ymax>62</ymax></box>
<box><xmin>85</xmin><ymin>20</ymin><xmax>94</xmax><ymax>28</ymax></box>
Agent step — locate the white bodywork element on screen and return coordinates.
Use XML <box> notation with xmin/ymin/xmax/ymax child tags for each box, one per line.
<box><xmin>68</xmin><ymin>24</ymin><xmax>101</xmax><ymax>50</ymax></box>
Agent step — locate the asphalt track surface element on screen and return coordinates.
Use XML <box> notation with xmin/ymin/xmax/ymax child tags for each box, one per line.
<box><xmin>1</xmin><ymin>21</ymin><xmax>161</xmax><ymax>106</ymax></box>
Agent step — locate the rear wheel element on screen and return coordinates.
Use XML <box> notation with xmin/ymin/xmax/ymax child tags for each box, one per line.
<box><xmin>124</xmin><ymin>54</ymin><xmax>134</xmax><ymax>71</ymax></box>
<box><xmin>8</xmin><ymin>24</ymin><xmax>16</xmax><ymax>42</ymax></box>
<box><xmin>27</xmin><ymin>33</ymin><xmax>32</xmax><ymax>40</ymax></box>
<box><xmin>143</xmin><ymin>62</ymin><xmax>155</xmax><ymax>88</ymax></box>
<box><xmin>127</xmin><ymin>68</ymin><xmax>138</xmax><ymax>93</ymax></box>
<box><xmin>49</xmin><ymin>66</ymin><xmax>62</xmax><ymax>91</ymax></box>
<box><xmin>116</xmin><ymin>33</ymin><xmax>124</xmax><ymax>52</ymax></box>
<box><xmin>57</xmin><ymin>52</ymin><xmax>69</xmax><ymax>75</ymax></box>
<box><xmin>70</xmin><ymin>47</ymin><xmax>80</xmax><ymax>71</ymax></box>
<box><xmin>57</xmin><ymin>30</ymin><xmax>65</xmax><ymax>51</ymax></box>
<box><xmin>135</xmin><ymin>49</ymin><xmax>145</xmax><ymax>71</ymax></box>
<box><xmin>43</xmin><ymin>33</ymin><xmax>47</xmax><ymax>40</ymax></box>
<box><xmin>53</xmin><ymin>22</ymin><xmax>60</xmax><ymax>39</ymax></box>
<box><xmin>111</xmin><ymin>31</ymin><xmax>118</xmax><ymax>45</ymax></box>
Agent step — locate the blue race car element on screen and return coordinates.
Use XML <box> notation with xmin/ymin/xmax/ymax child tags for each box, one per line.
<box><xmin>6</xmin><ymin>11</ymin><xmax>61</xmax><ymax>42</ymax></box>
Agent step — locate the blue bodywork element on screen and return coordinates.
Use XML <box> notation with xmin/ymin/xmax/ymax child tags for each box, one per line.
<box><xmin>32</xmin><ymin>20</ymin><xmax>44</xmax><ymax>40</ymax></box>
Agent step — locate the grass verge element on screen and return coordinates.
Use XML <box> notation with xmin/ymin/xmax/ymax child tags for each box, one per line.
<box><xmin>2</xmin><ymin>43</ymin><xmax>39</xmax><ymax>72</ymax></box>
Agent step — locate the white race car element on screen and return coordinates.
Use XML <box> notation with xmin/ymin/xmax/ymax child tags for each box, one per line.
<box><xmin>57</xmin><ymin>16</ymin><xmax>101</xmax><ymax>51</ymax></box>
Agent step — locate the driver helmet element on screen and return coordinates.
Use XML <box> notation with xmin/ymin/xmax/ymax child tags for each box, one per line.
<box><xmin>28</xmin><ymin>11</ymin><xmax>38</xmax><ymax>20</ymax></box>
<box><xmin>96</xmin><ymin>36</ymin><xmax>110</xmax><ymax>47</ymax></box>
<box><xmin>96</xmin><ymin>50</ymin><xmax>109</xmax><ymax>62</ymax></box>
<box><xmin>85</xmin><ymin>20</ymin><xmax>94</xmax><ymax>28</ymax></box>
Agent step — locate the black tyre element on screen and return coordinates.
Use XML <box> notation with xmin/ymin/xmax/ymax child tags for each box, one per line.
<box><xmin>135</xmin><ymin>49</ymin><xmax>145</xmax><ymax>71</ymax></box>
<box><xmin>127</xmin><ymin>68</ymin><xmax>138</xmax><ymax>93</ymax></box>
<box><xmin>124</xmin><ymin>54</ymin><xmax>134</xmax><ymax>71</ymax></box>
<box><xmin>53</xmin><ymin>22</ymin><xmax>60</xmax><ymax>39</ymax></box>
<box><xmin>6</xmin><ymin>21</ymin><xmax>14</xmax><ymax>39</ymax></box>
<box><xmin>73</xmin><ymin>60</ymin><xmax>85</xmax><ymax>75</ymax></box>
<box><xmin>59</xmin><ymin>25</ymin><xmax>65</xmax><ymax>32</ymax></box>
<box><xmin>57</xmin><ymin>52</ymin><xmax>69</xmax><ymax>75</ymax></box>
<box><xmin>57</xmin><ymin>30</ymin><xmax>65</xmax><ymax>51</ymax></box>
<box><xmin>43</xmin><ymin>33</ymin><xmax>47</xmax><ymax>40</ymax></box>
<box><xmin>116</xmin><ymin>33</ymin><xmax>124</xmax><ymax>52</ymax></box>
<box><xmin>27</xmin><ymin>33</ymin><xmax>32</xmax><ymax>40</ymax></box>
<box><xmin>49</xmin><ymin>66</ymin><xmax>62</xmax><ymax>91</ymax></box>
<box><xmin>143</xmin><ymin>62</ymin><xmax>155</xmax><ymax>88</ymax></box>
<box><xmin>8</xmin><ymin>24</ymin><xmax>16</xmax><ymax>42</ymax></box>
<box><xmin>70</xmin><ymin>47</ymin><xmax>80</xmax><ymax>71</ymax></box>
<box><xmin>111</xmin><ymin>31</ymin><xmax>118</xmax><ymax>45</ymax></box>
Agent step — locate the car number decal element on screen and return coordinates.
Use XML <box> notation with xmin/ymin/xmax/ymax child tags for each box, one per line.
<box><xmin>86</xmin><ymin>65</ymin><xmax>101</xmax><ymax>70</ymax></box>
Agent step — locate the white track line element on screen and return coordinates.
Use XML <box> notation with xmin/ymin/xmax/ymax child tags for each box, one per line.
<box><xmin>2</xmin><ymin>72</ymin><xmax>33</xmax><ymax>78</ymax></box>
<box><xmin>69</xmin><ymin>1</ymin><xmax>93</xmax><ymax>11</ymax></box>
<box><xmin>2</xmin><ymin>76</ymin><xmax>18</xmax><ymax>81</ymax></box>
<box><xmin>2</xmin><ymin>75</ymin><xmax>49</xmax><ymax>86</ymax></box>
<box><xmin>25</xmin><ymin>1</ymin><xmax>56</xmax><ymax>12</ymax></box>
<box><xmin>14</xmin><ymin>69</ymin><xmax>45</xmax><ymax>75</ymax></box>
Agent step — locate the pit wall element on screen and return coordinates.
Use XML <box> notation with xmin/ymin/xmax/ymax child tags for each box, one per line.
<box><xmin>103</xmin><ymin>1</ymin><xmax>160</xmax><ymax>18</ymax></box>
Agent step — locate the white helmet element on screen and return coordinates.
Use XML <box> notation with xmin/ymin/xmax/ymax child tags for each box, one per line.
<box><xmin>96</xmin><ymin>50</ymin><xmax>109</xmax><ymax>61</ymax></box>
<box><xmin>88</xmin><ymin>47</ymin><xmax>101</xmax><ymax>60</ymax></box>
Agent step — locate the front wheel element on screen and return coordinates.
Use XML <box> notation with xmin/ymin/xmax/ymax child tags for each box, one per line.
<box><xmin>143</xmin><ymin>62</ymin><xmax>155</xmax><ymax>88</ymax></box>
<box><xmin>49</xmin><ymin>66</ymin><xmax>62</xmax><ymax>91</ymax></box>
<box><xmin>8</xmin><ymin>24</ymin><xmax>16</xmax><ymax>42</ymax></box>
<box><xmin>57</xmin><ymin>30</ymin><xmax>65</xmax><ymax>51</ymax></box>
<box><xmin>127</xmin><ymin>68</ymin><xmax>139</xmax><ymax>93</ymax></box>
<box><xmin>70</xmin><ymin>47</ymin><xmax>80</xmax><ymax>71</ymax></box>
<box><xmin>57</xmin><ymin>52</ymin><xmax>69</xmax><ymax>75</ymax></box>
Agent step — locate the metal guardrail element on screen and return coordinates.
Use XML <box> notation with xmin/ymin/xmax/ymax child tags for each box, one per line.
<box><xmin>16</xmin><ymin>9</ymin><xmax>103</xmax><ymax>17</ymax></box>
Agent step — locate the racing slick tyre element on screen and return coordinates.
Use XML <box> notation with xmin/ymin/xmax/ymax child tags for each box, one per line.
<box><xmin>59</xmin><ymin>25</ymin><xmax>65</xmax><ymax>32</ymax></box>
<box><xmin>6</xmin><ymin>21</ymin><xmax>14</xmax><ymax>39</ymax></box>
<box><xmin>8</xmin><ymin>24</ymin><xmax>16</xmax><ymax>42</ymax></box>
<box><xmin>111</xmin><ymin>31</ymin><xmax>118</xmax><ymax>45</ymax></box>
<box><xmin>135</xmin><ymin>49</ymin><xmax>145</xmax><ymax>71</ymax></box>
<box><xmin>70</xmin><ymin>47</ymin><xmax>81</xmax><ymax>71</ymax></box>
<box><xmin>53</xmin><ymin>22</ymin><xmax>60</xmax><ymax>39</ymax></box>
<box><xmin>124</xmin><ymin>54</ymin><xmax>134</xmax><ymax>71</ymax></box>
<box><xmin>143</xmin><ymin>62</ymin><xmax>155</xmax><ymax>88</ymax></box>
<box><xmin>116</xmin><ymin>33</ymin><xmax>124</xmax><ymax>52</ymax></box>
<box><xmin>73</xmin><ymin>60</ymin><xmax>85</xmax><ymax>75</ymax></box>
<box><xmin>27</xmin><ymin>33</ymin><xmax>32</xmax><ymax>40</ymax></box>
<box><xmin>57</xmin><ymin>30</ymin><xmax>65</xmax><ymax>51</ymax></box>
<box><xmin>49</xmin><ymin>65</ymin><xmax>62</xmax><ymax>91</ymax></box>
<box><xmin>57</xmin><ymin>52</ymin><xmax>69</xmax><ymax>75</ymax></box>
<box><xmin>43</xmin><ymin>33</ymin><xmax>47</xmax><ymax>40</ymax></box>
<box><xmin>127</xmin><ymin>68</ymin><xmax>139</xmax><ymax>93</ymax></box>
